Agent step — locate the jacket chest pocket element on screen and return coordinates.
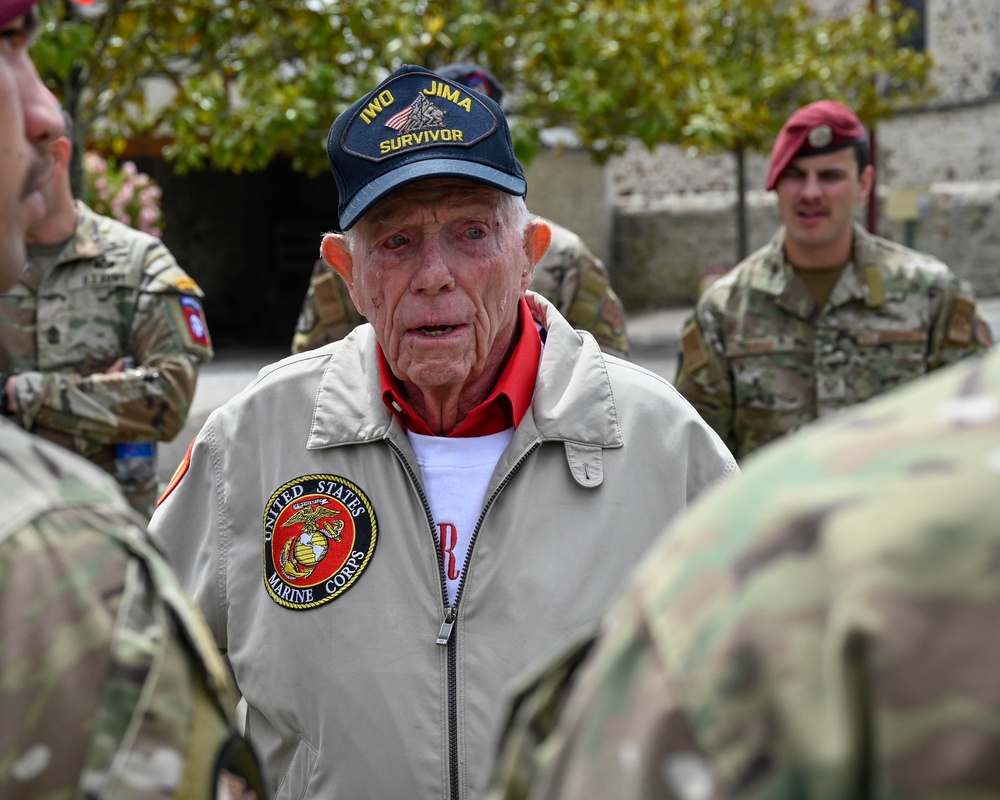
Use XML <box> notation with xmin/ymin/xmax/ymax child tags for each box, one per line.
<box><xmin>728</xmin><ymin>336</ymin><xmax>811</xmax><ymax>411</ymax></box>
<box><xmin>36</xmin><ymin>282</ymin><xmax>135</xmax><ymax>367</ymax></box>
<box><xmin>839</xmin><ymin>328</ymin><xmax>929</xmax><ymax>402</ymax></box>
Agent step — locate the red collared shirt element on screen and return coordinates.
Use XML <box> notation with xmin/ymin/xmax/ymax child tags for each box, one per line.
<box><xmin>378</xmin><ymin>298</ymin><xmax>541</xmax><ymax>437</ymax></box>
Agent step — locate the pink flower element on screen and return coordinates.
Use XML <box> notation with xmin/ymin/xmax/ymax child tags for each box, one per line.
<box><xmin>116</xmin><ymin>183</ymin><xmax>135</xmax><ymax>205</ymax></box>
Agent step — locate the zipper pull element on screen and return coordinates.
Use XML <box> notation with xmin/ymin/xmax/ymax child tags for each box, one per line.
<box><xmin>436</xmin><ymin>607</ymin><xmax>456</xmax><ymax>646</ymax></box>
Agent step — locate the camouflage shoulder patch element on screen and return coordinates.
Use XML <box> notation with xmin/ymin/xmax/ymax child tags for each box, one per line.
<box><xmin>681</xmin><ymin>321</ymin><xmax>710</xmax><ymax>373</ymax></box>
<box><xmin>945</xmin><ymin>295</ymin><xmax>976</xmax><ymax>346</ymax></box>
<box><xmin>181</xmin><ymin>295</ymin><xmax>212</xmax><ymax>349</ymax></box>
<box><xmin>599</xmin><ymin>295</ymin><xmax>624</xmax><ymax>334</ymax></box>
<box><xmin>976</xmin><ymin>318</ymin><xmax>994</xmax><ymax>348</ymax></box>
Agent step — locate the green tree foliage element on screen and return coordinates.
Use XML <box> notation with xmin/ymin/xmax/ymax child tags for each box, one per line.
<box><xmin>33</xmin><ymin>0</ymin><xmax>931</xmax><ymax>244</ymax></box>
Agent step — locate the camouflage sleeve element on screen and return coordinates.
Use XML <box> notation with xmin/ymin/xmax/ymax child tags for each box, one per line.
<box><xmin>928</xmin><ymin>276</ymin><xmax>994</xmax><ymax>370</ymax></box>
<box><xmin>0</xmin><ymin>511</ymin><xmax>263</xmax><ymax>799</ymax></box>
<box><xmin>672</xmin><ymin>308</ymin><xmax>737</xmax><ymax>454</ymax></box>
<box><xmin>485</xmin><ymin>592</ymin><xmax>711</xmax><ymax>800</ymax></box>
<box><xmin>535</xmin><ymin>347</ymin><xmax>1000</xmax><ymax>800</ymax></box>
<box><xmin>13</xmin><ymin>244</ymin><xmax>211</xmax><ymax>446</ymax></box>
<box><xmin>290</xmin><ymin>259</ymin><xmax>366</xmax><ymax>354</ymax></box>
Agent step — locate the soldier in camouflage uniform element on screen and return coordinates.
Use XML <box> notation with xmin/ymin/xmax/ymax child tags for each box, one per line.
<box><xmin>0</xmin><ymin>419</ymin><xmax>265</xmax><ymax>799</ymax></box>
<box><xmin>0</xmin><ymin>2</ymin><xmax>264</xmax><ymax>797</ymax></box>
<box><xmin>0</xmin><ymin>121</ymin><xmax>213</xmax><ymax>520</ymax></box>
<box><xmin>488</xmin><ymin>343</ymin><xmax>1000</xmax><ymax>800</ymax></box>
<box><xmin>291</xmin><ymin>63</ymin><xmax>630</xmax><ymax>358</ymax></box>
<box><xmin>675</xmin><ymin>100</ymin><xmax>992</xmax><ymax>460</ymax></box>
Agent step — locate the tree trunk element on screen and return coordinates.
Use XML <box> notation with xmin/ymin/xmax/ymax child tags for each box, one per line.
<box><xmin>735</xmin><ymin>143</ymin><xmax>749</xmax><ymax>262</ymax></box>
<box><xmin>63</xmin><ymin>67</ymin><xmax>87</xmax><ymax>202</ymax></box>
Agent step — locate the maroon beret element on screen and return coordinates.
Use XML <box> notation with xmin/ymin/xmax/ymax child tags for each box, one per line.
<box><xmin>0</xmin><ymin>0</ymin><xmax>91</xmax><ymax>26</ymax></box>
<box><xmin>0</xmin><ymin>0</ymin><xmax>38</xmax><ymax>25</ymax></box>
<box><xmin>765</xmin><ymin>100</ymin><xmax>867</xmax><ymax>190</ymax></box>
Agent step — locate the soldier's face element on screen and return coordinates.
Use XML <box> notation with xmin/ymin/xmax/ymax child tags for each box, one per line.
<box><xmin>775</xmin><ymin>147</ymin><xmax>874</xmax><ymax>264</ymax></box>
<box><xmin>0</xmin><ymin>10</ymin><xmax>63</xmax><ymax>292</ymax></box>
<box><xmin>322</xmin><ymin>179</ymin><xmax>548</xmax><ymax>400</ymax></box>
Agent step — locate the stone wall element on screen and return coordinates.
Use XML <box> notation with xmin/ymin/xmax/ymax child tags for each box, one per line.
<box><xmin>612</xmin><ymin>181</ymin><xmax>1000</xmax><ymax>310</ymax></box>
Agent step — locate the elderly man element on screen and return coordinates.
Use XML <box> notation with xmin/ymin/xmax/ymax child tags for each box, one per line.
<box><xmin>149</xmin><ymin>64</ymin><xmax>736</xmax><ymax>800</ymax></box>
<box><xmin>675</xmin><ymin>99</ymin><xmax>993</xmax><ymax>460</ymax></box>
<box><xmin>0</xmin><ymin>112</ymin><xmax>213</xmax><ymax>520</ymax></box>
<box><xmin>0</xmin><ymin>2</ymin><xmax>263</xmax><ymax>798</ymax></box>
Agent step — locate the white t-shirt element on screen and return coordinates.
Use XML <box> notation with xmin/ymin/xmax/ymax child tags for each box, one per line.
<box><xmin>407</xmin><ymin>429</ymin><xmax>513</xmax><ymax>606</ymax></box>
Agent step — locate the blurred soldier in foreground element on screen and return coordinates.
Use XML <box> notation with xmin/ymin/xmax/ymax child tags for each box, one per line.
<box><xmin>488</xmin><ymin>345</ymin><xmax>1000</xmax><ymax>800</ymax></box>
<box><xmin>291</xmin><ymin>62</ymin><xmax>630</xmax><ymax>358</ymax></box>
<box><xmin>0</xmin><ymin>1</ymin><xmax>263</xmax><ymax>797</ymax></box>
<box><xmin>675</xmin><ymin>99</ymin><xmax>992</xmax><ymax>460</ymax></box>
<box><xmin>0</xmin><ymin>112</ymin><xmax>213</xmax><ymax>520</ymax></box>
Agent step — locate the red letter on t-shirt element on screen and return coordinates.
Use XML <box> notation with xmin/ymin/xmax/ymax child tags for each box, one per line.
<box><xmin>439</xmin><ymin>523</ymin><xmax>460</xmax><ymax>580</ymax></box>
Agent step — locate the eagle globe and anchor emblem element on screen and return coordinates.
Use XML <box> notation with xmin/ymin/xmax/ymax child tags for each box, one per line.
<box><xmin>279</xmin><ymin>504</ymin><xmax>345</xmax><ymax>580</ymax></box>
<box><xmin>263</xmin><ymin>475</ymin><xmax>378</xmax><ymax>610</ymax></box>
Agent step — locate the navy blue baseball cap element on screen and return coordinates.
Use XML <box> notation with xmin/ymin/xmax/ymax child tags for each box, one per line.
<box><xmin>327</xmin><ymin>64</ymin><xmax>527</xmax><ymax>230</ymax></box>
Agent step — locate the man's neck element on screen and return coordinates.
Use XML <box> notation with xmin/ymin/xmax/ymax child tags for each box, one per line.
<box><xmin>784</xmin><ymin>230</ymin><xmax>854</xmax><ymax>271</ymax></box>
<box><xmin>26</xmin><ymin>198</ymin><xmax>77</xmax><ymax>245</ymax></box>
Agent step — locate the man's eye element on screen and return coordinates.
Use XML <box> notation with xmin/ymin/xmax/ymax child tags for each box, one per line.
<box><xmin>465</xmin><ymin>228</ymin><xmax>486</xmax><ymax>240</ymax></box>
<box><xmin>386</xmin><ymin>235</ymin><xmax>409</xmax><ymax>249</ymax></box>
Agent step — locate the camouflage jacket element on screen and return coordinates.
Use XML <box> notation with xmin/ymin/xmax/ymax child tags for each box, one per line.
<box><xmin>488</xmin><ymin>345</ymin><xmax>1000</xmax><ymax>800</ymax></box>
<box><xmin>0</xmin><ymin>419</ymin><xmax>263</xmax><ymax>799</ymax></box>
<box><xmin>0</xmin><ymin>202</ymin><xmax>214</xmax><ymax>518</ymax></box>
<box><xmin>290</xmin><ymin>218</ymin><xmax>631</xmax><ymax>357</ymax></box>
<box><xmin>674</xmin><ymin>222</ymin><xmax>993</xmax><ymax>459</ymax></box>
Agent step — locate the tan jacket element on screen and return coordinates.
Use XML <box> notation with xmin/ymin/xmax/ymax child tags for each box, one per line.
<box><xmin>149</xmin><ymin>294</ymin><xmax>736</xmax><ymax>799</ymax></box>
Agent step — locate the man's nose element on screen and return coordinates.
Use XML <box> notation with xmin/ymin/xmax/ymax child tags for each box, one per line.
<box><xmin>19</xmin><ymin>57</ymin><xmax>64</xmax><ymax>146</ymax></box>
<box><xmin>800</xmin><ymin>171</ymin><xmax>822</xmax><ymax>198</ymax></box>
<box><xmin>412</xmin><ymin>239</ymin><xmax>456</xmax><ymax>295</ymax></box>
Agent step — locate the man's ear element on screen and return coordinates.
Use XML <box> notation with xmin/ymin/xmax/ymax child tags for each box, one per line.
<box><xmin>51</xmin><ymin>137</ymin><xmax>72</xmax><ymax>176</ymax></box>
<box><xmin>857</xmin><ymin>163</ymin><xmax>876</xmax><ymax>202</ymax></box>
<box><xmin>522</xmin><ymin>218</ymin><xmax>552</xmax><ymax>289</ymax></box>
<box><xmin>320</xmin><ymin>233</ymin><xmax>354</xmax><ymax>291</ymax></box>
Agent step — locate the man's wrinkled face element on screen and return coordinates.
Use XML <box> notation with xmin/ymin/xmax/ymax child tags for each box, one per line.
<box><xmin>331</xmin><ymin>180</ymin><xmax>535</xmax><ymax>394</ymax></box>
<box><xmin>0</xmin><ymin>9</ymin><xmax>63</xmax><ymax>291</ymax></box>
<box><xmin>775</xmin><ymin>146</ymin><xmax>873</xmax><ymax>261</ymax></box>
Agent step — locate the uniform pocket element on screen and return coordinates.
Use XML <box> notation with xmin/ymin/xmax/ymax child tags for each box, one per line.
<box><xmin>273</xmin><ymin>736</ymin><xmax>318</xmax><ymax>800</ymax></box>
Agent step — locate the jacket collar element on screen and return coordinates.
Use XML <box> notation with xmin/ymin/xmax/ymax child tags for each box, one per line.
<box><xmin>306</xmin><ymin>292</ymin><xmax>623</xmax><ymax>453</ymax></box>
<box><xmin>749</xmin><ymin>222</ymin><xmax>885</xmax><ymax>318</ymax></box>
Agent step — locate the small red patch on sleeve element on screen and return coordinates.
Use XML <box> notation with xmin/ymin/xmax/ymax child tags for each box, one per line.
<box><xmin>158</xmin><ymin>437</ymin><xmax>195</xmax><ymax>507</ymax></box>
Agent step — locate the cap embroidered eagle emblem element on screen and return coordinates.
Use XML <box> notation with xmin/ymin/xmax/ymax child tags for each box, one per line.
<box><xmin>384</xmin><ymin>94</ymin><xmax>447</xmax><ymax>133</ymax></box>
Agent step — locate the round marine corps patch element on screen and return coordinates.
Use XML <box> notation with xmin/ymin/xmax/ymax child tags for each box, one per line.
<box><xmin>263</xmin><ymin>474</ymin><xmax>377</xmax><ymax>610</ymax></box>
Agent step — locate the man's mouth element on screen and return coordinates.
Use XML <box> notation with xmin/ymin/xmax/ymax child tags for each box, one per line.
<box><xmin>797</xmin><ymin>207</ymin><xmax>827</xmax><ymax>220</ymax></box>
<box><xmin>418</xmin><ymin>325</ymin><xmax>457</xmax><ymax>336</ymax></box>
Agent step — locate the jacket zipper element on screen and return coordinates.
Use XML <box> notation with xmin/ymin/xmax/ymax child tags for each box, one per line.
<box><xmin>389</xmin><ymin>437</ymin><xmax>540</xmax><ymax>800</ymax></box>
